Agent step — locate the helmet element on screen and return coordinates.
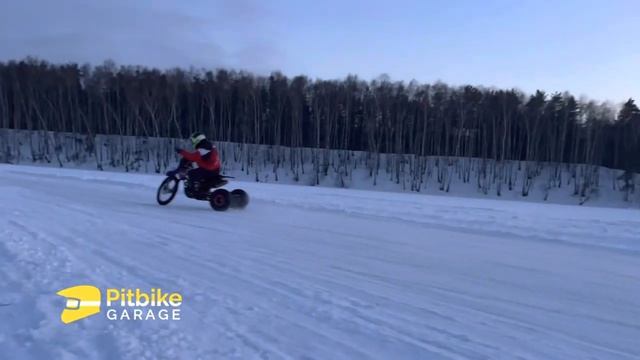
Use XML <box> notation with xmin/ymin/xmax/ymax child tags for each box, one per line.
<box><xmin>190</xmin><ymin>132</ymin><xmax>207</xmax><ymax>147</ymax></box>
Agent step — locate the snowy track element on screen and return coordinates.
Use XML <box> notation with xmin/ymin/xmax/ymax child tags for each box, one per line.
<box><xmin>0</xmin><ymin>165</ymin><xmax>639</xmax><ymax>360</ymax></box>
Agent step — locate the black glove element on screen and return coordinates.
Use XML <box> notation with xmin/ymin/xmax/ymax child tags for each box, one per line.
<box><xmin>174</xmin><ymin>147</ymin><xmax>182</xmax><ymax>154</ymax></box>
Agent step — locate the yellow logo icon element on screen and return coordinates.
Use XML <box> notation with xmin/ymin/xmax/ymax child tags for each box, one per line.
<box><xmin>57</xmin><ymin>285</ymin><xmax>102</xmax><ymax>324</ymax></box>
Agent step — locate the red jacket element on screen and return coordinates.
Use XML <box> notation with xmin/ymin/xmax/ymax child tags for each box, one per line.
<box><xmin>179</xmin><ymin>147</ymin><xmax>220</xmax><ymax>172</ymax></box>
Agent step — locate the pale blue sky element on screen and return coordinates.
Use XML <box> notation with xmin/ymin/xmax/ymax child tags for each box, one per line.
<box><xmin>1</xmin><ymin>0</ymin><xmax>638</xmax><ymax>102</ymax></box>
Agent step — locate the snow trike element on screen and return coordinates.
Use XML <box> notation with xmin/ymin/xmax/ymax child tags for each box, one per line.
<box><xmin>156</xmin><ymin>172</ymin><xmax>249</xmax><ymax>211</ymax></box>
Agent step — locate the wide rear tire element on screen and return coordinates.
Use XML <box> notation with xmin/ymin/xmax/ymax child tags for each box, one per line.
<box><xmin>157</xmin><ymin>177</ymin><xmax>179</xmax><ymax>205</ymax></box>
<box><xmin>230</xmin><ymin>189</ymin><xmax>249</xmax><ymax>209</ymax></box>
<box><xmin>209</xmin><ymin>189</ymin><xmax>230</xmax><ymax>211</ymax></box>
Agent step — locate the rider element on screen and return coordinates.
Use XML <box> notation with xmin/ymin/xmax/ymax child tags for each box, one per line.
<box><xmin>168</xmin><ymin>132</ymin><xmax>221</xmax><ymax>190</ymax></box>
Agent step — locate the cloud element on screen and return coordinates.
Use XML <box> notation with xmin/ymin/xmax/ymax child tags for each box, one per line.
<box><xmin>0</xmin><ymin>0</ymin><xmax>282</xmax><ymax>71</ymax></box>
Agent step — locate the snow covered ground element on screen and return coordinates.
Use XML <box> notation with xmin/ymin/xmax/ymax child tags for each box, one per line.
<box><xmin>0</xmin><ymin>164</ymin><xmax>639</xmax><ymax>360</ymax></box>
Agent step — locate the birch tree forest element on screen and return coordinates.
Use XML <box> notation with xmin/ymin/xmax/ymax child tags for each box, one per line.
<box><xmin>0</xmin><ymin>58</ymin><xmax>638</xmax><ymax>202</ymax></box>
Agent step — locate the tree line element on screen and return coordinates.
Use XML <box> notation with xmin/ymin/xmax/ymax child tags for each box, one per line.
<box><xmin>0</xmin><ymin>57</ymin><xmax>638</xmax><ymax>202</ymax></box>
<box><xmin>1</xmin><ymin>58</ymin><xmax>639</xmax><ymax>170</ymax></box>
